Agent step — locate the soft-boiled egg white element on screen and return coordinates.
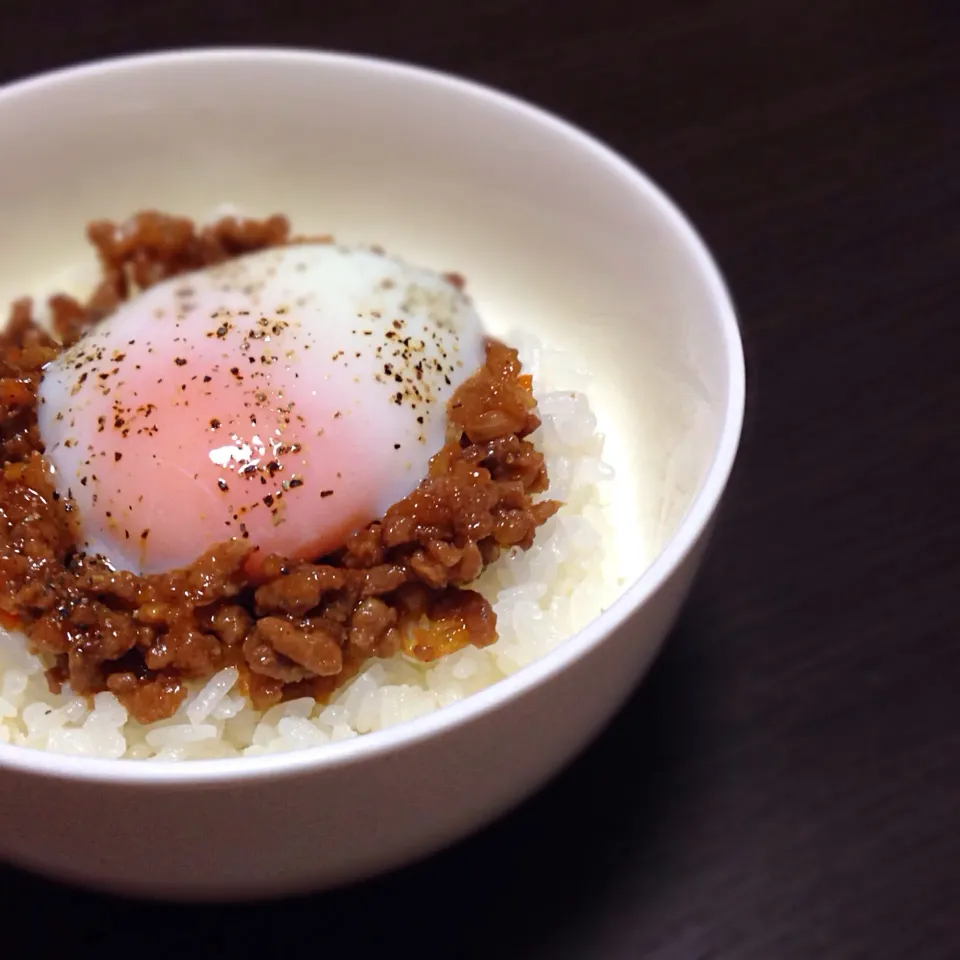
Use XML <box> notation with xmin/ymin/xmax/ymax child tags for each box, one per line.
<box><xmin>37</xmin><ymin>244</ymin><xmax>486</xmax><ymax>575</ymax></box>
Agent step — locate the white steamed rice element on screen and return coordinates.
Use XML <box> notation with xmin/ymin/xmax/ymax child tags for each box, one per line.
<box><xmin>0</xmin><ymin>333</ymin><xmax>619</xmax><ymax>760</ymax></box>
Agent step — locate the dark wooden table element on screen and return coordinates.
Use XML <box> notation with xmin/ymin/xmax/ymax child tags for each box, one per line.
<box><xmin>2</xmin><ymin>2</ymin><xmax>957</xmax><ymax>957</ymax></box>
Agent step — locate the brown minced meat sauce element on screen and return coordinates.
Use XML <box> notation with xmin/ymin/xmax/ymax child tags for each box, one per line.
<box><xmin>0</xmin><ymin>212</ymin><xmax>560</xmax><ymax>724</ymax></box>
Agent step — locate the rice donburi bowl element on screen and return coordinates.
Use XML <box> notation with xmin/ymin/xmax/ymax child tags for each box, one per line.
<box><xmin>0</xmin><ymin>49</ymin><xmax>743</xmax><ymax>901</ymax></box>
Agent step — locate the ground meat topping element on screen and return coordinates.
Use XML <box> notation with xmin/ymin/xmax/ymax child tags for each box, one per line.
<box><xmin>0</xmin><ymin>212</ymin><xmax>560</xmax><ymax>723</ymax></box>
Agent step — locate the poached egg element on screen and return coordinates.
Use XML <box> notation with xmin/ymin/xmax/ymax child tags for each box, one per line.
<box><xmin>37</xmin><ymin>243</ymin><xmax>486</xmax><ymax>575</ymax></box>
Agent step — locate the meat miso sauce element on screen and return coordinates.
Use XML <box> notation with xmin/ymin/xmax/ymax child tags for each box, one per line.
<box><xmin>0</xmin><ymin>212</ymin><xmax>560</xmax><ymax>728</ymax></box>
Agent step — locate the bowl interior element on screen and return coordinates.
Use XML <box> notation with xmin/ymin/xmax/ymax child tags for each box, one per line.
<box><xmin>0</xmin><ymin>49</ymin><xmax>736</xmax><ymax>662</ymax></box>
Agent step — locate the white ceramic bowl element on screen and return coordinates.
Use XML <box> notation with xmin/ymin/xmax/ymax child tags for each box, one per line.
<box><xmin>0</xmin><ymin>48</ymin><xmax>743</xmax><ymax>901</ymax></box>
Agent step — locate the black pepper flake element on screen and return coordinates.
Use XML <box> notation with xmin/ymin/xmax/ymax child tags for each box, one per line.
<box><xmin>114</xmin><ymin>452</ymin><xmax>122</xmax><ymax>462</ymax></box>
<box><xmin>140</xmin><ymin>529</ymin><xmax>150</xmax><ymax>540</ymax></box>
<box><xmin>218</xmin><ymin>479</ymin><xmax>229</xmax><ymax>492</ymax></box>
<box><xmin>288</xmin><ymin>477</ymin><xmax>303</xmax><ymax>489</ymax></box>
<box><xmin>203</xmin><ymin>375</ymin><xmax>212</xmax><ymax>383</ymax></box>
<box><xmin>394</xmin><ymin>443</ymin><xmax>401</xmax><ymax>450</ymax></box>
<box><xmin>210</xmin><ymin>418</ymin><xmax>221</xmax><ymax>430</ymax></box>
<box><xmin>263</xmin><ymin>494</ymin><xmax>275</xmax><ymax>507</ymax></box>
<box><xmin>320</xmin><ymin>490</ymin><xmax>334</xmax><ymax>498</ymax></box>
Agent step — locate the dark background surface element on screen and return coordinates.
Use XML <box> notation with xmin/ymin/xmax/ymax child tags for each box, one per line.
<box><xmin>1</xmin><ymin>2</ymin><xmax>958</xmax><ymax>957</ymax></box>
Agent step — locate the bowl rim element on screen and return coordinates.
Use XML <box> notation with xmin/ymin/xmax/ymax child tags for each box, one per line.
<box><xmin>0</xmin><ymin>46</ymin><xmax>745</xmax><ymax>784</ymax></box>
